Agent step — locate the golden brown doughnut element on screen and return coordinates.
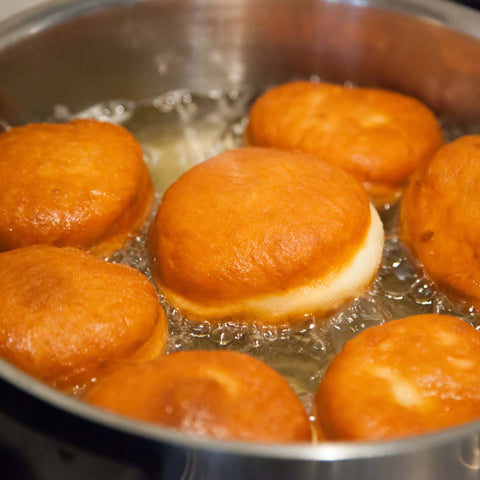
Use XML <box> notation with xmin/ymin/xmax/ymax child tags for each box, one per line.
<box><xmin>85</xmin><ymin>350</ymin><xmax>312</xmax><ymax>443</ymax></box>
<box><xmin>314</xmin><ymin>314</ymin><xmax>480</xmax><ymax>440</ymax></box>
<box><xmin>246</xmin><ymin>81</ymin><xmax>444</xmax><ymax>205</ymax></box>
<box><xmin>400</xmin><ymin>135</ymin><xmax>480</xmax><ymax>308</ymax></box>
<box><xmin>0</xmin><ymin>119</ymin><xmax>153</xmax><ymax>256</ymax></box>
<box><xmin>0</xmin><ymin>245</ymin><xmax>168</xmax><ymax>392</ymax></box>
<box><xmin>147</xmin><ymin>147</ymin><xmax>384</xmax><ymax>324</ymax></box>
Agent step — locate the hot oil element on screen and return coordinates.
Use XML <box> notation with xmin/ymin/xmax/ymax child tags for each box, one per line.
<box><xmin>63</xmin><ymin>89</ymin><xmax>252</xmax><ymax>195</ymax></box>
<box><xmin>60</xmin><ymin>87</ymin><xmax>479</xmax><ymax>411</ymax></box>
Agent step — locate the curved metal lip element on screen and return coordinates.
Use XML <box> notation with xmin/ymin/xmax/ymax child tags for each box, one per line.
<box><xmin>0</xmin><ymin>0</ymin><xmax>479</xmax><ymax>47</ymax></box>
<box><xmin>1</xmin><ymin>0</ymin><xmax>480</xmax><ymax>462</ymax></box>
<box><xmin>1</xmin><ymin>356</ymin><xmax>480</xmax><ymax>461</ymax></box>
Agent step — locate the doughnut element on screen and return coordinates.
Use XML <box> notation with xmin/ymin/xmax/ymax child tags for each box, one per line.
<box><xmin>400</xmin><ymin>135</ymin><xmax>480</xmax><ymax>308</ymax></box>
<box><xmin>147</xmin><ymin>147</ymin><xmax>384</xmax><ymax>324</ymax></box>
<box><xmin>85</xmin><ymin>350</ymin><xmax>312</xmax><ymax>443</ymax></box>
<box><xmin>314</xmin><ymin>314</ymin><xmax>480</xmax><ymax>440</ymax></box>
<box><xmin>0</xmin><ymin>119</ymin><xmax>153</xmax><ymax>256</ymax></box>
<box><xmin>246</xmin><ymin>81</ymin><xmax>444</xmax><ymax>205</ymax></box>
<box><xmin>0</xmin><ymin>245</ymin><xmax>168</xmax><ymax>392</ymax></box>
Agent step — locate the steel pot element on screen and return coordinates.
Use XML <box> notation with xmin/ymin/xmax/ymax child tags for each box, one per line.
<box><xmin>0</xmin><ymin>0</ymin><xmax>480</xmax><ymax>479</ymax></box>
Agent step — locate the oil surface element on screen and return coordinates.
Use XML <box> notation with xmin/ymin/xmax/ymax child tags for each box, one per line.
<box><xmin>55</xmin><ymin>85</ymin><xmax>479</xmax><ymax>411</ymax></box>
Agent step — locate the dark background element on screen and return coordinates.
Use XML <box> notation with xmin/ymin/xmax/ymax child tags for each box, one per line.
<box><xmin>455</xmin><ymin>0</ymin><xmax>480</xmax><ymax>8</ymax></box>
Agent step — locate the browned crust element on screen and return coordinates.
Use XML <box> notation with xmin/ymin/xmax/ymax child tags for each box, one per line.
<box><xmin>247</xmin><ymin>81</ymin><xmax>444</xmax><ymax>204</ymax></box>
<box><xmin>0</xmin><ymin>245</ymin><xmax>168</xmax><ymax>392</ymax></box>
<box><xmin>85</xmin><ymin>350</ymin><xmax>312</xmax><ymax>443</ymax></box>
<box><xmin>148</xmin><ymin>147</ymin><xmax>372</xmax><ymax>320</ymax></box>
<box><xmin>400</xmin><ymin>135</ymin><xmax>480</xmax><ymax>308</ymax></box>
<box><xmin>0</xmin><ymin>119</ymin><xmax>153</xmax><ymax>256</ymax></box>
<box><xmin>314</xmin><ymin>314</ymin><xmax>480</xmax><ymax>440</ymax></box>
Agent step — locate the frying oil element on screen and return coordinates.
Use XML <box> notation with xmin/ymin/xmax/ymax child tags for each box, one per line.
<box><xmin>55</xmin><ymin>85</ymin><xmax>479</xmax><ymax>411</ymax></box>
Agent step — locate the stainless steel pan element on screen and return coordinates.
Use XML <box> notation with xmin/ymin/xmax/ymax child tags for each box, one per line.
<box><xmin>0</xmin><ymin>1</ymin><xmax>480</xmax><ymax>479</ymax></box>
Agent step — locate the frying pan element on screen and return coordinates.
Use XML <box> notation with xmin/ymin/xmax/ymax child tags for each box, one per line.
<box><xmin>0</xmin><ymin>1</ymin><xmax>480</xmax><ymax>478</ymax></box>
